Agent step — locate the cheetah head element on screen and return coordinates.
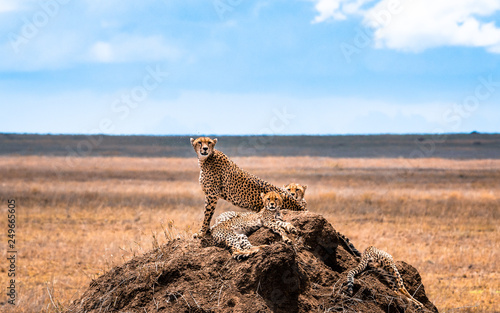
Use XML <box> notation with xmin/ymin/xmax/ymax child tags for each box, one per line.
<box><xmin>261</xmin><ymin>191</ymin><xmax>283</xmax><ymax>211</ymax></box>
<box><xmin>190</xmin><ymin>137</ymin><xmax>218</xmax><ymax>161</ymax></box>
<box><xmin>283</xmin><ymin>183</ymin><xmax>307</xmax><ymax>201</ymax></box>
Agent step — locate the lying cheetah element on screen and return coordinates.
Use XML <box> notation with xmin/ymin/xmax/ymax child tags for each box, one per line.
<box><xmin>190</xmin><ymin>137</ymin><xmax>306</xmax><ymax>237</ymax></box>
<box><xmin>283</xmin><ymin>182</ymin><xmax>361</xmax><ymax>258</ymax></box>
<box><xmin>207</xmin><ymin>191</ymin><xmax>297</xmax><ymax>260</ymax></box>
<box><xmin>346</xmin><ymin>246</ymin><xmax>423</xmax><ymax>310</ymax></box>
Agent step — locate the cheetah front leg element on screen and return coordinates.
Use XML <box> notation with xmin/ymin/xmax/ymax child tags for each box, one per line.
<box><xmin>227</xmin><ymin>233</ymin><xmax>266</xmax><ymax>260</ymax></box>
<box><xmin>194</xmin><ymin>194</ymin><xmax>218</xmax><ymax>238</ymax></box>
<box><xmin>275</xmin><ymin>220</ymin><xmax>298</xmax><ymax>235</ymax></box>
<box><xmin>264</xmin><ymin>220</ymin><xmax>296</xmax><ymax>244</ymax></box>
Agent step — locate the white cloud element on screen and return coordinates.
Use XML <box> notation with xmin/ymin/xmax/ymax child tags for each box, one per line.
<box><xmin>312</xmin><ymin>0</ymin><xmax>346</xmax><ymax>22</ymax></box>
<box><xmin>0</xmin><ymin>0</ymin><xmax>33</xmax><ymax>13</ymax></box>
<box><xmin>0</xmin><ymin>1</ymin><xmax>18</xmax><ymax>13</ymax></box>
<box><xmin>311</xmin><ymin>0</ymin><xmax>375</xmax><ymax>22</ymax></box>
<box><xmin>3</xmin><ymin>87</ymin><xmax>499</xmax><ymax>135</ymax></box>
<box><xmin>1</xmin><ymin>22</ymin><xmax>183</xmax><ymax>70</ymax></box>
<box><xmin>87</xmin><ymin>35</ymin><xmax>181</xmax><ymax>64</ymax></box>
<box><xmin>0</xmin><ymin>32</ymin><xmax>181</xmax><ymax>71</ymax></box>
<box><xmin>312</xmin><ymin>0</ymin><xmax>500</xmax><ymax>53</ymax></box>
<box><xmin>0</xmin><ymin>1</ymin><xmax>183</xmax><ymax>71</ymax></box>
<box><xmin>89</xmin><ymin>42</ymin><xmax>113</xmax><ymax>63</ymax></box>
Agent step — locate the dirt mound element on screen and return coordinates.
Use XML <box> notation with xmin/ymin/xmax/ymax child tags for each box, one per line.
<box><xmin>67</xmin><ymin>212</ymin><xmax>438</xmax><ymax>313</ymax></box>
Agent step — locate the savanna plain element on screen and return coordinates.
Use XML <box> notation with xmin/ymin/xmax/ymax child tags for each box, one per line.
<box><xmin>0</xmin><ymin>152</ymin><xmax>498</xmax><ymax>312</ymax></box>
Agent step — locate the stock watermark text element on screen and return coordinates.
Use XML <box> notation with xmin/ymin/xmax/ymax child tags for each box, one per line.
<box><xmin>6</xmin><ymin>199</ymin><xmax>17</xmax><ymax>305</ymax></box>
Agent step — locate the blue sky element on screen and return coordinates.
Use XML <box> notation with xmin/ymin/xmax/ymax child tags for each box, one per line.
<box><xmin>1</xmin><ymin>0</ymin><xmax>499</xmax><ymax>135</ymax></box>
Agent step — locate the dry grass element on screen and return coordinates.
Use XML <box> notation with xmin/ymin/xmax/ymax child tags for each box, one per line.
<box><xmin>0</xmin><ymin>156</ymin><xmax>498</xmax><ymax>312</ymax></box>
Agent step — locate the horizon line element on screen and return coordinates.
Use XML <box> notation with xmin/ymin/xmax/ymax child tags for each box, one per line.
<box><xmin>0</xmin><ymin>131</ymin><xmax>497</xmax><ymax>137</ymax></box>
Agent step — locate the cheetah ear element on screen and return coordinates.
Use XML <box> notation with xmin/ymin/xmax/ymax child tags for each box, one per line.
<box><xmin>190</xmin><ymin>138</ymin><xmax>195</xmax><ymax>145</ymax></box>
<box><xmin>260</xmin><ymin>192</ymin><xmax>265</xmax><ymax>199</ymax></box>
<box><xmin>213</xmin><ymin>138</ymin><xmax>218</xmax><ymax>145</ymax></box>
<box><xmin>302</xmin><ymin>185</ymin><xmax>307</xmax><ymax>191</ymax></box>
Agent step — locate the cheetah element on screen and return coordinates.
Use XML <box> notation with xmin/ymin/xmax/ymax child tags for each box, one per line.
<box><xmin>346</xmin><ymin>246</ymin><xmax>424</xmax><ymax>310</ymax></box>
<box><xmin>190</xmin><ymin>137</ymin><xmax>306</xmax><ymax>237</ymax></box>
<box><xmin>283</xmin><ymin>182</ymin><xmax>308</xmax><ymax>208</ymax></box>
<box><xmin>206</xmin><ymin>191</ymin><xmax>297</xmax><ymax>260</ymax></box>
<box><xmin>283</xmin><ymin>183</ymin><xmax>307</xmax><ymax>201</ymax></box>
<box><xmin>283</xmin><ymin>182</ymin><xmax>361</xmax><ymax>258</ymax></box>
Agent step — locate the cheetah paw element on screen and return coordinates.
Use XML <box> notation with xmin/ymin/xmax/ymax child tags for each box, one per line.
<box><xmin>284</xmin><ymin>224</ymin><xmax>298</xmax><ymax>234</ymax></box>
<box><xmin>233</xmin><ymin>254</ymin><xmax>246</xmax><ymax>261</ymax></box>
<box><xmin>193</xmin><ymin>229</ymin><xmax>211</xmax><ymax>239</ymax></box>
<box><xmin>283</xmin><ymin>236</ymin><xmax>293</xmax><ymax>245</ymax></box>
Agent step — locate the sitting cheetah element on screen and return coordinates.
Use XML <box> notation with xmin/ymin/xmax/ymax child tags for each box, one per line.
<box><xmin>207</xmin><ymin>191</ymin><xmax>297</xmax><ymax>260</ymax></box>
<box><xmin>346</xmin><ymin>246</ymin><xmax>424</xmax><ymax>310</ymax></box>
<box><xmin>190</xmin><ymin>137</ymin><xmax>306</xmax><ymax>237</ymax></box>
<box><xmin>283</xmin><ymin>182</ymin><xmax>361</xmax><ymax>258</ymax></box>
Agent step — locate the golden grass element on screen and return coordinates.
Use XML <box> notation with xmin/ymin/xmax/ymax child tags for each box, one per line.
<box><xmin>0</xmin><ymin>156</ymin><xmax>498</xmax><ymax>312</ymax></box>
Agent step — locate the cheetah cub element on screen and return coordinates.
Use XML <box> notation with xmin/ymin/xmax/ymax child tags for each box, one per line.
<box><xmin>346</xmin><ymin>246</ymin><xmax>424</xmax><ymax>310</ymax></box>
<box><xmin>208</xmin><ymin>191</ymin><xmax>297</xmax><ymax>260</ymax></box>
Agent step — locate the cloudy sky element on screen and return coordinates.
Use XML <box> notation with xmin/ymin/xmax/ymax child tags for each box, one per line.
<box><xmin>1</xmin><ymin>0</ymin><xmax>499</xmax><ymax>135</ymax></box>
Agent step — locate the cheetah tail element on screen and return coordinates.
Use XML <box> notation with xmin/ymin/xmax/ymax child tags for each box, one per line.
<box><xmin>346</xmin><ymin>254</ymin><xmax>370</xmax><ymax>295</ymax></box>
<box><xmin>338</xmin><ymin>232</ymin><xmax>362</xmax><ymax>258</ymax></box>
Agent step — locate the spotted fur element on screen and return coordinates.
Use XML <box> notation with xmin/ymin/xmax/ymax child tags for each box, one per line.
<box><xmin>346</xmin><ymin>246</ymin><xmax>423</xmax><ymax>310</ymax></box>
<box><xmin>213</xmin><ymin>211</ymin><xmax>240</xmax><ymax>226</ymax></box>
<box><xmin>206</xmin><ymin>191</ymin><xmax>297</xmax><ymax>260</ymax></box>
<box><xmin>191</xmin><ymin>137</ymin><xmax>306</xmax><ymax>237</ymax></box>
